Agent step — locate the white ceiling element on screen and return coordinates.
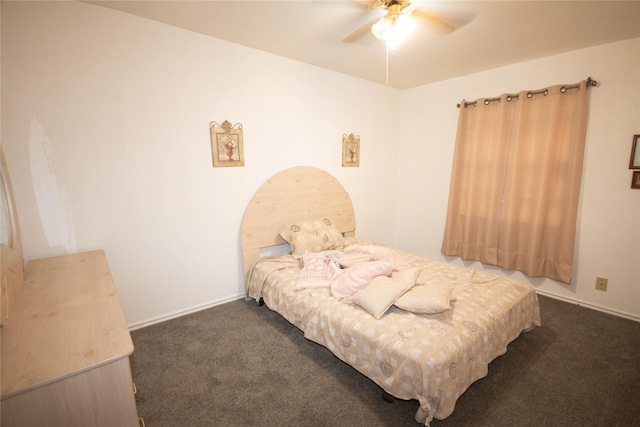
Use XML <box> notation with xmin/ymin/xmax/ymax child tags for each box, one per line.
<box><xmin>89</xmin><ymin>1</ymin><xmax>640</xmax><ymax>89</ymax></box>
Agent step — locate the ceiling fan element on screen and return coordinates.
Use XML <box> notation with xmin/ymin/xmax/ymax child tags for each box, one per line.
<box><xmin>342</xmin><ymin>0</ymin><xmax>457</xmax><ymax>48</ymax></box>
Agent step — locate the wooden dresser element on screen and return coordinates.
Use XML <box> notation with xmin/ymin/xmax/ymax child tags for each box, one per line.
<box><xmin>1</xmin><ymin>250</ymin><xmax>140</xmax><ymax>426</ymax></box>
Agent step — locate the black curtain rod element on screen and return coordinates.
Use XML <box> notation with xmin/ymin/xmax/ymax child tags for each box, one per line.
<box><xmin>456</xmin><ymin>77</ymin><xmax>597</xmax><ymax>108</ymax></box>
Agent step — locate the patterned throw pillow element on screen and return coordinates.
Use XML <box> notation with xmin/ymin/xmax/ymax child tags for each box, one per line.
<box><xmin>279</xmin><ymin>217</ymin><xmax>344</xmax><ymax>258</ymax></box>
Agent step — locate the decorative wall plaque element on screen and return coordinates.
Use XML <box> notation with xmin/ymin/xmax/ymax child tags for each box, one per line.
<box><xmin>342</xmin><ymin>133</ymin><xmax>360</xmax><ymax>167</ymax></box>
<box><xmin>210</xmin><ymin>120</ymin><xmax>244</xmax><ymax>167</ymax></box>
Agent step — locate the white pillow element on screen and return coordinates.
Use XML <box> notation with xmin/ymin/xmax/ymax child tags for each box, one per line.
<box><xmin>394</xmin><ymin>282</ymin><xmax>455</xmax><ymax>314</ymax></box>
<box><xmin>351</xmin><ymin>268</ymin><xmax>420</xmax><ymax>319</ymax></box>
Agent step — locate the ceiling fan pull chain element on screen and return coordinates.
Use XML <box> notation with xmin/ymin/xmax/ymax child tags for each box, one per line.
<box><xmin>386</xmin><ymin>44</ymin><xmax>389</xmax><ymax>85</ymax></box>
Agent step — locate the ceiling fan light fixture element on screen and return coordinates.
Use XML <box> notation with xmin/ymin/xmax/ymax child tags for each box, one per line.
<box><xmin>371</xmin><ymin>16</ymin><xmax>392</xmax><ymax>40</ymax></box>
<box><xmin>371</xmin><ymin>13</ymin><xmax>416</xmax><ymax>50</ymax></box>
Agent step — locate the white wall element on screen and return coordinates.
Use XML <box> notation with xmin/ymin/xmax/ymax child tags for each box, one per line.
<box><xmin>1</xmin><ymin>1</ymin><xmax>401</xmax><ymax>327</ymax></box>
<box><xmin>3</xmin><ymin>1</ymin><xmax>639</xmax><ymax>327</ymax></box>
<box><xmin>397</xmin><ymin>38</ymin><xmax>640</xmax><ymax>320</ymax></box>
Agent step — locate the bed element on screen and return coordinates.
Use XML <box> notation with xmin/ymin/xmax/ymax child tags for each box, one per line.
<box><xmin>241</xmin><ymin>166</ymin><xmax>541</xmax><ymax>425</ymax></box>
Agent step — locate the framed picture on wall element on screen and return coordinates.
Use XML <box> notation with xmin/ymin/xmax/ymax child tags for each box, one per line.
<box><xmin>342</xmin><ymin>133</ymin><xmax>360</xmax><ymax>167</ymax></box>
<box><xmin>210</xmin><ymin>120</ymin><xmax>244</xmax><ymax>167</ymax></box>
<box><xmin>629</xmin><ymin>134</ymin><xmax>640</xmax><ymax>169</ymax></box>
<box><xmin>632</xmin><ymin>171</ymin><xmax>640</xmax><ymax>189</ymax></box>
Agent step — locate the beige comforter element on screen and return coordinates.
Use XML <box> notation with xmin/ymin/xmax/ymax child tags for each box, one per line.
<box><xmin>247</xmin><ymin>238</ymin><xmax>541</xmax><ymax>425</ymax></box>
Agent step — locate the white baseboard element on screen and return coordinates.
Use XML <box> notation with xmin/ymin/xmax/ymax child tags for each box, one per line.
<box><xmin>535</xmin><ymin>290</ymin><xmax>640</xmax><ymax>323</ymax></box>
<box><xmin>128</xmin><ymin>292</ymin><xmax>246</xmax><ymax>331</ymax></box>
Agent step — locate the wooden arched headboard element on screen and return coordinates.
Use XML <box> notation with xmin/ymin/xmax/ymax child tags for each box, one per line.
<box><xmin>240</xmin><ymin>166</ymin><xmax>356</xmax><ymax>283</ymax></box>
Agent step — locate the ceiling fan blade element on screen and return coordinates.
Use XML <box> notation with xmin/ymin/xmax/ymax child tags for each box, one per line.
<box><xmin>352</xmin><ymin>0</ymin><xmax>383</xmax><ymax>10</ymax></box>
<box><xmin>313</xmin><ymin>0</ymin><xmax>379</xmax><ymax>9</ymax></box>
<box><xmin>342</xmin><ymin>18</ymin><xmax>378</xmax><ymax>43</ymax></box>
<box><xmin>412</xmin><ymin>9</ymin><xmax>455</xmax><ymax>36</ymax></box>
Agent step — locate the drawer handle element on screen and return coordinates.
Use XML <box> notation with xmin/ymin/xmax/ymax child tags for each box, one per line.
<box><xmin>138</xmin><ymin>416</ymin><xmax>146</xmax><ymax>427</ymax></box>
<box><xmin>133</xmin><ymin>382</ymin><xmax>137</xmax><ymax>396</ymax></box>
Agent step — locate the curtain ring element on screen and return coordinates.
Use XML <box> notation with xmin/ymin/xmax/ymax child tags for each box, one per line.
<box><xmin>506</xmin><ymin>95</ymin><xmax>513</xmax><ymax>102</ymax></box>
<box><xmin>543</xmin><ymin>89</ymin><xmax>549</xmax><ymax>96</ymax></box>
<box><xmin>526</xmin><ymin>92</ymin><xmax>533</xmax><ymax>98</ymax></box>
<box><xmin>484</xmin><ymin>99</ymin><xmax>490</xmax><ymax>105</ymax></box>
<box><xmin>560</xmin><ymin>86</ymin><xmax>567</xmax><ymax>93</ymax></box>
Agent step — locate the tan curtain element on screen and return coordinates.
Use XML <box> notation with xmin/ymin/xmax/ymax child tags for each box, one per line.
<box><xmin>442</xmin><ymin>81</ymin><xmax>589</xmax><ymax>284</ymax></box>
<box><xmin>441</xmin><ymin>97</ymin><xmax>513</xmax><ymax>264</ymax></box>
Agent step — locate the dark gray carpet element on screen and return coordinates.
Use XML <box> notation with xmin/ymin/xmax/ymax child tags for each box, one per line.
<box><xmin>130</xmin><ymin>295</ymin><xmax>640</xmax><ymax>426</ymax></box>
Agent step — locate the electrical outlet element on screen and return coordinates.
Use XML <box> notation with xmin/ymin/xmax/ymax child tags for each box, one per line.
<box><xmin>595</xmin><ymin>277</ymin><xmax>608</xmax><ymax>292</ymax></box>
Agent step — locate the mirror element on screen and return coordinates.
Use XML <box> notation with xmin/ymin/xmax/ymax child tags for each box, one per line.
<box><xmin>0</xmin><ymin>146</ymin><xmax>24</xmax><ymax>326</ymax></box>
<box><xmin>1</xmin><ymin>168</ymin><xmax>13</xmax><ymax>247</ymax></box>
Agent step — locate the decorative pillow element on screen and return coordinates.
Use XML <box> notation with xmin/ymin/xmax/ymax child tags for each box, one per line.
<box><xmin>295</xmin><ymin>252</ymin><xmax>342</xmax><ymax>290</ymax></box>
<box><xmin>279</xmin><ymin>217</ymin><xmax>344</xmax><ymax>258</ymax></box>
<box><xmin>394</xmin><ymin>282</ymin><xmax>455</xmax><ymax>314</ymax></box>
<box><xmin>330</xmin><ymin>260</ymin><xmax>393</xmax><ymax>299</ymax></box>
<box><xmin>336</xmin><ymin>253</ymin><xmax>374</xmax><ymax>268</ymax></box>
<box><xmin>344</xmin><ymin>245</ymin><xmax>410</xmax><ymax>271</ymax></box>
<box><xmin>351</xmin><ymin>267</ymin><xmax>420</xmax><ymax>319</ymax></box>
